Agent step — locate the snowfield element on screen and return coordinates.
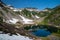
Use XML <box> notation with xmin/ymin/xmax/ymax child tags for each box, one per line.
<box><xmin>0</xmin><ymin>34</ymin><xmax>33</xmax><ymax>40</ymax></box>
<box><xmin>19</xmin><ymin>15</ymin><xmax>34</xmax><ymax>24</ymax></box>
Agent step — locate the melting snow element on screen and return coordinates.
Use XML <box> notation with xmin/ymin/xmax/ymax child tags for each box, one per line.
<box><xmin>9</xmin><ymin>18</ymin><xmax>18</xmax><ymax>24</ymax></box>
<box><xmin>35</xmin><ymin>15</ymin><xmax>40</xmax><ymax>19</ymax></box>
<box><xmin>0</xmin><ymin>34</ymin><xmax>33</xmax><ymax>40</ymax></box>
<box><xmin>6</xmin><ymin>15</ymin><xmax>34</xmax><ymax>24</ymax></box>
<box><xmin>13</xmin><ymin>9</ymin><xmax>18</xmax><ymax>11</ymax></box>
<box><xmin>19</xmin><ymin>15</ymin><xmax>34</xmax><ymax>24</ymax></box>
<box><xmin>6</xmin><ymin>18</ymin><xmax>19</xmax><ymax>24</ymax></box>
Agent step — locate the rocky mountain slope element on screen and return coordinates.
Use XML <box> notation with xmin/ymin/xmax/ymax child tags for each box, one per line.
<box><xmin>0</xmin><ymin>1</ymin><xmax>60</xmax><ymax>27</ymax></box>
<box><xmin>43</xmin><ymin>5</ymin><xmax>60</xmax><ymax>27</ymax></box>
<box><xmin>0</xmin><ymin>1</ymin><xmax>47</xmax><ymax>25</ymax></box>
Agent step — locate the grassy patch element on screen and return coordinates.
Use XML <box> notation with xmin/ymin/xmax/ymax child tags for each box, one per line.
<box><xmin>52</xmin><ymin>33</ymin><xmax>60</xmax><ymax>37</ymax></box>
<box><xmin>41</xmin><ymin>37</ymin><xmax>50</xmax><ymax>40</ymax></box>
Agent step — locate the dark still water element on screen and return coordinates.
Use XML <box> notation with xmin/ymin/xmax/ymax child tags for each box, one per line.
<box><xmin>32</xmin><ymin>29</ymin><xmax>51</xmax><ymax>37</ymax></box>
<box><xmin>24</xmin><ymin>25</ymin><xmax>59</xmax><ymax>37</ymax></box>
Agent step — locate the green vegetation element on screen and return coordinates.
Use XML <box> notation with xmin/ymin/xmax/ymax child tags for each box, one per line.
<box><xmin>40</xmin><ymin>5</ymin><xmax>60</xmax><ymax>27</ymax></box>
<box><xmin>22</xmin><ymin>9</ymin><xmax>32</xmax><ymax>18</ymax></box>
<box><xmin>52</xmin><ymin>33</ymin><xmax>60</xmax><ymax>37</ymax></box>
<box><xmin>0</xmin><ymin>1</ymin><xmax>60</xmax><ymax>39</ymax></box>
<box><xmin>41</xmin><ymin>37</ymin><xmax>50</xmax><ymax>40</ymax></box>
<box><xmin>0</xmin><ymin>17</ymin><xmax>3</xmax><ymax>23</ymax></box>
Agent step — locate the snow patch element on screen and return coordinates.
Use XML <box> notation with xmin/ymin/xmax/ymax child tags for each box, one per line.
<box><xmin>6</xmin><ymin>18</ymin><xmax>19</xmax><ymax>24</ymax></box>
<box><xmin>19</xmin><ymin>15</ymin><xmax>34</xmax><ymax>24</ymax></box>
<box><xmin>35</xmin><ymin>15</ymin><xmax>40</xmax><ymax>18</ymax></box>
<box><xmin>0</xmin><ymin>34</ymin><xmax>33</xmax><ymax>40</ymax></box>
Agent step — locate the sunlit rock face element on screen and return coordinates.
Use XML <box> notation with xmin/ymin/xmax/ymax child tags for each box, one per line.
<box><xmin>0</xmin><ymin>34</ymin><xmax>33</xmax><ymax>40</ymax></box>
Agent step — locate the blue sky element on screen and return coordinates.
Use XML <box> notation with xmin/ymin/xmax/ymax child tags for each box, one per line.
<box><xmin>2</xmin><ymin>0</ymin><xmax>60</xmax><ymax>10</ymax></box>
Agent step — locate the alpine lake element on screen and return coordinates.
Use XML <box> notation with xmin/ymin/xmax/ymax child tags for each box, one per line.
<box><xmin>24</xmin><ymin>25</ymin><xmax>60</xmax><ymax>37</ymax></box>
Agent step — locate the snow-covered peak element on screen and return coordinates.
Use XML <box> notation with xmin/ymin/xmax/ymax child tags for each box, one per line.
<box><xmin>10</xmin><ymin>7</ymin><xmax>14</xmax><ymax>9</ymax></box>
<box><xmin>13</xmin><ymin>8</ymin><xmax>19</xmax><ymax>11</ymax></box>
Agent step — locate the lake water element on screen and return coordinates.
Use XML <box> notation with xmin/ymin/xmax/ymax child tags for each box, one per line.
<box><xmin>32</xmin><ymin>29</ymin><xmax>51</xmax><ymax>37</ymax></box>
<box><xmin>24</xmin><ymin>25</ymin><xmax>52</xmax><ymax>37</ymax></box>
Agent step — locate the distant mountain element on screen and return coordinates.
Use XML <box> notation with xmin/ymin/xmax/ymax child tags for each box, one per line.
<box><xmin>0</xmin><ymin>1</ymin><xmax>60</xmax><ymax>27</ymax></box>
<box><xmin>43</xmin><ymin>5</ymin><xmax>60</xmax><ymax>27</ymax></box>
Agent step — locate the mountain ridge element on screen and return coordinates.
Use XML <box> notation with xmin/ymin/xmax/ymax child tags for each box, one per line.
<box><xmin>0</xmin><ymin>1</ymin><xmax>60</xmax><ymax>27</ymax></box>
